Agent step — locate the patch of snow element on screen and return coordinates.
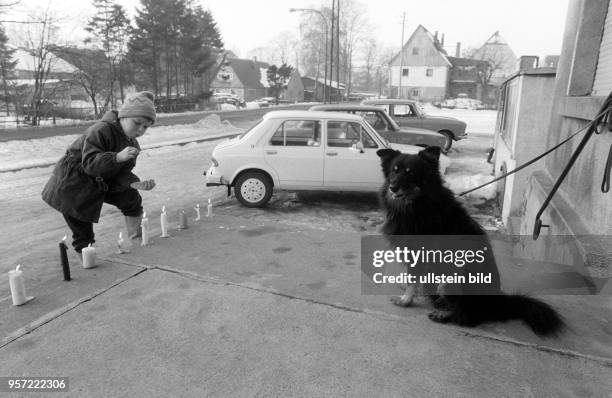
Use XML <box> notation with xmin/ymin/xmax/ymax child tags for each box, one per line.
<box><xmin>0</xmin><ymin>115</ymin><xmax>241</xmax><ymax>171</ymax></box>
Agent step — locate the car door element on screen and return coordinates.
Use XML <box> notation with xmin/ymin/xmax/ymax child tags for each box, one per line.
<box><xmin>263</xmin><ymin>119</ymin><xmax>324</xmax><ymax>188</ymax></box>
<box><xmin>323</xmin><ymin>120</ymin><xmax>382</xmax><ymax>189</ymax></box>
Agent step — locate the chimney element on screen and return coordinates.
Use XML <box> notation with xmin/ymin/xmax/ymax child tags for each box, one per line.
<box><xmin>253</xmin><ymin>56</ymin><xmax>258</xmax><ymax>63</ymax></box>
<box><xmin>456</xmin><ymin>42</ymin><xmax>461</xmax><ymax>58</ymax></box>
<box><xmin>441</xmin><ymin>33</ymin><xmax>445</xmax><ymax>47</ymax></box>
<box><xmin>435</xmin><ymin>31</ymin><xmax>438</xmax><ymax>41</ymax></box>
<box><xmin>518</xmin><ymin>55</ymin><xmax>539</xmax><ymax>71</ymax></box>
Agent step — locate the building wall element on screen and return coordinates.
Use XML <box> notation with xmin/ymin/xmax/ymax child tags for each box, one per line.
<box><xmin>518</xmin><ymin>0</ymin><xmax>611</xmax><ymax>269</ymax></box>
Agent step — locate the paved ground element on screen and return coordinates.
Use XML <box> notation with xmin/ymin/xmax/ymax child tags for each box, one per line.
<box><xmin>1</xmin><ymin>212</ymin><xmax>611</xmax><ymax>397</ymax></box>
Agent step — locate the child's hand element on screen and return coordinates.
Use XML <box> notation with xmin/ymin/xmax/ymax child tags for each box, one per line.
<box><xmin>130</xmin><ymin>179</ymin><xmax>156</xmax><ymax>191</ymax></box>
<box><xmin>117</xmin><ymin>146</ymin><xmax>140</xmax><ymax>162</ymax></box>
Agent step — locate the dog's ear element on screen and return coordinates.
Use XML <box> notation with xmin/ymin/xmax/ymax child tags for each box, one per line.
<box><xmin>377</xmin><ymin>148</ymin><xmax>400</xmax><ymax>175</ymax></box>
<box><xmin>418</xmin><ymin>146</ymin><xmax>441</xmax><ymax>167</ymax></box>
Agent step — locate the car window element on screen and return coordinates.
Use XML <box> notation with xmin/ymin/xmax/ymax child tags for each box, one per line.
<box><xmin>326</xmin><ymin>121</ymin><xmax>378</xmax><ymax>148</ymax></box>
<box><xmin>269</xmin><ymin>120</ymin><xmax>321</xmax><ymax>147</ymax></box>
<box><xmin>393</xmin><ymin>104</ymin><xmax>416</xmax><ymax>117</ymax></box>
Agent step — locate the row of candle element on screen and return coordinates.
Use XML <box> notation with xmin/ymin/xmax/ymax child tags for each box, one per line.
<box><xmin>139</xmin><ymin>200</ymin><xmax>213</xmax><ymax>246</ymax></box>
<box><xmin>8</xmin><ymin>200</ymin><xmax>215</xmax><ymax>306</ymax></box>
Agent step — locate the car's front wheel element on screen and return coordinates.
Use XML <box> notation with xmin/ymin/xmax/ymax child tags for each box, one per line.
<box><xmin>234</xmin><ymin>171</ymin><xmax>273</xmax><ymax>207</ymax></box>
<box><xmin>439</xmin><ymin>131</ymin><xmax>453</xmax><ymax>153</ymax></box>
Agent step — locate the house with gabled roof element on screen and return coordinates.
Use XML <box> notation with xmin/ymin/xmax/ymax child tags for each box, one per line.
<box><xmin>388</xmin><ymin>25</ymin><xmax>451</xmax><ymax>102</ymax></box>
<box><xmin>472</xmin><ymin>31</ymin><xmax>517</xmax><ymax>86</ymax></box>
<box><xmin>210</xmin><ymin>56</ymin><xmax>304</xmax><ymax>102</ymax></box>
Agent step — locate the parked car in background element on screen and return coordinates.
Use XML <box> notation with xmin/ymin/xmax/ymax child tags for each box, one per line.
<box><xmin>211</xmin><ymin>93</ymin><xmax>246</xmax><ymax>108</ymax></box>
<box><xmin>308</xmin><ymin>104</ymin><xmax>447</xmax><ymax>151</ymax></box>
<box><xmin>205</xmin><ymin>110</ymin><xmax>450</xmax><ymax>207</ymax></box>
<box><xmin>361</xmin><ymin>98</ymin><xmax>467</xmax><ymax>152</ymax></box>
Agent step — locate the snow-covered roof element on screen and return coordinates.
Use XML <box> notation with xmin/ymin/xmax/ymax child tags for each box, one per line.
<box><xmin>11</xmin><ymin>47</ymin><xmax>77</xmax><ymax>74</ymax></box>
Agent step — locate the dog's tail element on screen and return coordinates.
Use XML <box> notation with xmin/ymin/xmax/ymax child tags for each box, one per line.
<box><xmin>496</xmin><ymin>294</ymin><xmax>565</xmax><ymax>337</ymax></box>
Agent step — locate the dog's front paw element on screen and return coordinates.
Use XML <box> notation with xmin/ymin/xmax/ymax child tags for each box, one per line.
<box><xmin>390</xmin><ymin>295</ymin><xmax>413</xmax><ymax>307</ymax></box>
<box><xmin>428</xmin><ymin>310</ymin><xmax>452</xmax><ymax>323</ymax></box>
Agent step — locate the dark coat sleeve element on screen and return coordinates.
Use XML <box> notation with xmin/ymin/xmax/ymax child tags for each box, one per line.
<box><xmin>81</xmin><ymin>124</ymin><xmax>140</xmax><ymax>186</ymax></box>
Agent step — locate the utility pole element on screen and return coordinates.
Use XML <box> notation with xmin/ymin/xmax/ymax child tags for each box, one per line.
<box><xmin>329</xmin><ymin>0</ymin><xmax>335</xmax><ymax>104</ymax></box>
<box><xmin>336</xmin><ymin>0</ymin><xmax>340</xmax><ymax>103</ymax></box>
<box><xmin>397</xmin><ymin>12</ymin><xmax>405</xmax><ymax>99</ymax></box>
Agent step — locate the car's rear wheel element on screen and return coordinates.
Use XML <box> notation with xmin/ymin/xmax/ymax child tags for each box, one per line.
<box><xmin>234</xmin><ymin>171</ymin><xmax>273</xmax><ymax>207</ymax></box>
<box><xmin>440</xmin><ymin>131</ymin><xmax>453</xmax><ymax>153</ymax></box>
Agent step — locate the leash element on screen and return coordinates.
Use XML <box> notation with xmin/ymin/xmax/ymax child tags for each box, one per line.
<box><xmin>457</xmin><ymin>125</ymin><xmax>588</xmax><ymax>197</ymax></box>
<box><xmin>458</xmin><ymin>94</ymin><xmax>612</xmax><ymax>199</ymax></box>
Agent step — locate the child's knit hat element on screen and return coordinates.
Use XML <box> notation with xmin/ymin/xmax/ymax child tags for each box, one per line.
<box><xmin>118</xmin><ymin>91</ymin><xmax>156</xmax><ymax>123</ymax></box>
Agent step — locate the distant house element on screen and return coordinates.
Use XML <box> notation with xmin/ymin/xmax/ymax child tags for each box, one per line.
<box><xmin>388</xmin><ymin>25</ymin><xmax>500</xmax><ymax>104</ymax></box>
<box><xmin>210</xmin><ymin>56</ymin><xmax>304</xmax><ymax>102</ymax></box>
<box><xmin>472</xmin><ymin>31</ymin><xmax>518</xmax><ymax>87</ymax></box>
<box><xmin>446</xmin><ymin>56</ymin><xmax>491</xmax><ymax>102</ymax></box>
<box><xmin>388</xmin><ymin>25</ymin><xmax>450</xmax><ymax>102</ymax></box>
<box><xmin>301</xmin><ymin>77</ymin><xmax>345</xmax><ymax>102</ymax></box>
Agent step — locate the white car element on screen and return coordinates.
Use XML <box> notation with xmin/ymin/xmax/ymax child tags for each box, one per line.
<box><xmin>205</xmin><ymin>110</ymin><xmax>450</xmax><ymax>207</ymax></box>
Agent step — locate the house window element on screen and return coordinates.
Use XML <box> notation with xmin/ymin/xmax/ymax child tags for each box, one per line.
<box><xmin>426</xmin><ymin>68</ymin><xmax>433</xmax><ymax>77</ymax></box>
<box><xmin>411</xmin><ymin>88</ymin><xmax>420</xmax><ymax>97</ymax></box>
<box><xmin>402</xmin><ymin>68</ymin><xmax>409</xmax><ymax>77</ymax></box>
<box><xmin>412</xmin><ymin>48</ymin><xmax>419</xmax><ymax>55</ymax></box>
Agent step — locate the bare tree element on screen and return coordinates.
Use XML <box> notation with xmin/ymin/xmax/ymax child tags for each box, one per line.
<box><xmin>338</xmin><ymin>0</ymin><xmax>369</xmax><ymax>98</ymax></box>
<box><xmin>14</xmin><ymin>4</ymin><xmax>63</xmax><ymax>125</ymax></box>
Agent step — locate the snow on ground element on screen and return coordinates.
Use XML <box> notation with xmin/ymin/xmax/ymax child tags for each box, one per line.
<box><xmin>0</xmin><ymin>108</ymin><xmax>499</xmax><ymax>201</ymax></box>
<box><xmin>0</xmin><ymin>114</ymin><xmax>240</xmax><ymax>171</ymax></box>
<box><xmin>421</xmin><ymin>104</ymin><xmax>497</xmax><ymax>136</ymax></box>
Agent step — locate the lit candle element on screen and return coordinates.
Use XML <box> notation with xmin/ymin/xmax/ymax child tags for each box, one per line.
<box><xmin>117</xmin><ymin>231</ymin><xmax>130</xmax><ymax>253</ymax></box>
<box><xmin>81</xmin><ymin>244</ymin><xmax>96</xmax><ymax>269</ymax></box>
<box><xmin>59</xmin><ymin>235</ymin><xmax>71</xmax><ymax>281</ymax></box>
<box><xmin>194</xmin><ymin>204</ymin><xmax>201</xmax><ymax>221</ymax></box>
<box><xmin>160</xmin><ymin>205</ymin><xmax>169</xmax><ymax>237</ymax></box>
<box><xmin>178</xmin><ymin>209</ymin><xmax>188</xmax><ymax>229</ymax></box>
<box><xmin>8</xmin><ymin>265</ymin><xmax>28</xmax><ymax>306</ymax></box>
<box><xmin>207</xmin><ymin>198</ymin><xmax>213</xmax><ymax>217</ymax></box>
<box><xmin>141</xmin><ymin>211</ymin><xmax>150</xmax><ymax>246</ymax></box>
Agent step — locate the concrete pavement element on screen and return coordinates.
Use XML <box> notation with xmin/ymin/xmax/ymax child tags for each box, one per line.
<box><xmin>1</xmin><ymin>212</ymin><xmax>611</xmax><ymax>397</ymax></box>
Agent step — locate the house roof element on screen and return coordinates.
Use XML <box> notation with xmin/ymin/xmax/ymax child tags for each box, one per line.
<box><xmin>11</xmin><ymin>46</ymin><xmax>77</xmax><ymax>74</ymax></box>
<box><xmin>389</xmin><ymin>25</ymin><xmax>451</xmax><ymax>67</ymax></box>
<box><xmin>302</xmin><ymin>76</ymin><xmax>346</xmax><ymax>90</ymax></box>
<box><xmin>227</xmin><ymin>57</ymin><xmax>271</xmax><ymax>89</ymax></box>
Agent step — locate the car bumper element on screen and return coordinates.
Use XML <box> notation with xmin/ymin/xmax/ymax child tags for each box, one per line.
<box><xmin>455</xmin><ymin>132</ymin><xmax>468</xmax><ymax>141</ymax></box>
<box><xmin>204</xmin><ymin>166</ymin><xmax>230</xmax><ymax>186</ymax></box>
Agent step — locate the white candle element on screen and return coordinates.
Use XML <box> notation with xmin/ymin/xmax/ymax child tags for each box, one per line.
<box><xmin>8</xmin><ymin>264</ymin><xmax>27</xmax><ymax>306</ymax></box>
<box><xmin>141</xmin><ymin>211</ymin><xmax>150</xmax><ymax>246</ymax></box>
<box><xmin>82</xmin><ymin>244</ymin><xmax>96</xmax><ymax>269</ymax></box>
<box><xmin>207</xmin><ymin>198</ymin><xmax>213</xmax><ymax>217</ymax></box>
<box><xmin>194</xmin><ymin>204</ymin><xmax>201</xmax><ymax>221</ymax></box>
<box><xmin>160</xmin><ymin>205</ymin><xmax>169</xmax><ymax>237</ymax></box>
<box><xmin>117</xmin><ymin>231</ymin><xmax>130</xmax><ymax>253</ymax></box>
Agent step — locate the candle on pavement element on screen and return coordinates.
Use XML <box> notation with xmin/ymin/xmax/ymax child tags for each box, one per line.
<box><xmin>160</xmin><ymin>205</ymin><xmax>169</xmax><ymax>237</ymax></box>
<box><xmin>81</xmin><ymin>244</ymin><xmax>96</xmax><ymax>269</ymax></box>
<box><xmin>194</xmin><ymin>204</ymin><xmax>201</xmax><ymax>221</ymax></box>
<box><xmin>178</xmin><ymin>209</ymin><xmax>188</xmax><ymax>229</ymax></box>
<box><xmin>117</xmin><ymin>231</ymin><xmax>130</xmax><ymax>253</ymax></box>
<box><xmin>8</xmin><ymin>265</ymin><xmax>28</xmax><ymax>306</ymax></box>
<box><xmin>207</xmin><ymin>198</ymin><xmax>213</xmax><ymax>217</ymax></box>
<box><xmin>141</xmin><ymin>211</ymin><xmax>150</xmax><ymax>246</ymax></box>
<box><xmin>59</xmin><ymin>235</ymin><xmax>71</xmax><ymax>281</ymax></box>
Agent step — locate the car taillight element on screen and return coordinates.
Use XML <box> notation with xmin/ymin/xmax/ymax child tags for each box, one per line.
<box><xmin>211</xmin><ymin>157</ymin><xmax>219</xmax><ymax>167</ymax></box>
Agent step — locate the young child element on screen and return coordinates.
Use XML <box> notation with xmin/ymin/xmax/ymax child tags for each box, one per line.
<box><xmin>42</xmin><ymin>91</ymin><xmax>157</xmax><ymax>254</ymax></box>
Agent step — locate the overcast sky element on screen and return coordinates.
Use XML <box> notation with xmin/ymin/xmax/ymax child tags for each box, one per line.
<box><xmin>4</xmin><ymin>0</ymin><xmax>570</xmax><ymax>60</ymax></box>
